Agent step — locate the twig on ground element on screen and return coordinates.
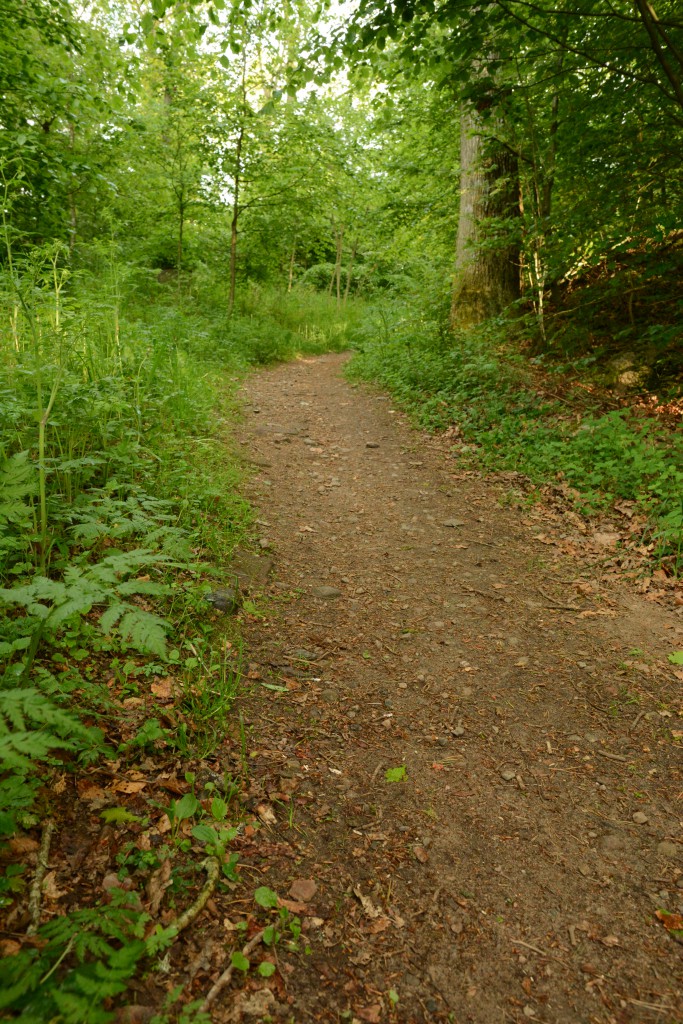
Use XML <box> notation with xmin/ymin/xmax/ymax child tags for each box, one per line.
<box><xmin>596</xmin><ymin>749</ymin><xmax>629</xmax><ymax>763</ymax></box>
<box><xmin>27</xmin><ymin>818</ymin><xmax>55</xmax><ymax>936</ymax></box>
<box><xmin>164</xmin><ymin>856</ymin><xmax>220</xmax><ymax>940</ymax></box>
<box><xmin>537</xmin><ymin>587</ymin><xmax>581</xmax><ymax>610</ymax></box>
<box><xmin>630</xmin><ymin>709</ymin><xmax>647</xmax><ymax>732</ymax></box>
<box><xmin>200</xmin><ymin>928</ymin><xmax>266</xmax><ymax>1011</ymax></box>
<box><xmin>511</xmin><ymin>937</ymin><xmax>565</xmax><ymax>963</ymax></box>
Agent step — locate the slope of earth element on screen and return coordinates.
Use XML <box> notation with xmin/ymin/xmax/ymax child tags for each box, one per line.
<box><xmin>223</xmin><ymin>352</ymin><xmax>682</xmax><ymax>1024</ymax></box>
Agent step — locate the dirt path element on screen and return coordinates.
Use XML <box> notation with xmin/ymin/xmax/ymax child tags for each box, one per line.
<box><xmin>229</xmin><ymin>352</ymin><xmax>682</xmax><ymax>1024</ymax></box>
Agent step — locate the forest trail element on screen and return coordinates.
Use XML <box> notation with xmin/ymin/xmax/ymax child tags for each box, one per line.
<box><xmin>232</xmin><ymin>352</ymin><xmax>682</xmax><ymax>1024</ymax></box>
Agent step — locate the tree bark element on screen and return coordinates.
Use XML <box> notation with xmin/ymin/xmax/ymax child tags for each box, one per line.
<box><xmin>228</xmin><ymin>124</ymin><xmax>244</xmax><ymax>316</ymax></box>
<box><xmin>334</xmin><ymin>224</ymin><xmax>344</xmax><ymax>307</ymax></box>
<box><xmin>287</xmin><ymin>242</ymin><xmax>296</xmax><ymax>292</ymax></box>
<box><xmin>450</xmin><ymin>106</ymin><xmax>520</xmax><ymax>327</ymax></box>
<box><xmin>343</xmin><ymin>239</ymin><xmax>357</xmax><ymax>305</ymax></box>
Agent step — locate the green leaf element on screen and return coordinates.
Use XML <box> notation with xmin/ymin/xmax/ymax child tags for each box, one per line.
<box><xmin>254</xmin><ymin>886</ymin><xmax>279</xmax><ymax>909</ymax></box>
<box><xmin>385</xmin><ymin>765</ymin><xmax>407</xmax><ymax>783</ymax></box>
<box><xmin>191</xmin><ymin>823</ymin><xmax>218</xmax><ymax>844</ymax></box>
<box><xmin>258</xmin><ymin>961</ymin><xmax>276</xmax><ymax>977</ymax></box>
<box><xmin>668</xmin><ymin>651</ymin><xmax>683</xmax><ymax>665</ymax></box>
<box><xmin>231</xmin><ymin>951</ymin><xmax>250</xmax><ymax>972</ymax></box>
<box><xmin>211</xmin><ymin>796</ymin><xmax>228</xmax><ymax>821</ymax></box>
<box><xmin>100</xmin><ymin>808</ymin><xmax>144</xmax><ymax>824</ymax></box>
<box><xmin>173</xmin><ymin>793</ymin><xmax>199</xmax><ymax>821</ymax></box>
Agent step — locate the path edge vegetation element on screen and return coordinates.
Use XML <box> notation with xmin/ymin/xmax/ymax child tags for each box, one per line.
<box><xmin>0</xmin><ymin>0</ymin><xmax>681</xmax><ymax>1016</ymax></box>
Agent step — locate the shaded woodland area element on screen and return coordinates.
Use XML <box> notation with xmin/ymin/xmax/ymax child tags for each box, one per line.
<box><xmin>0</xmin><ymin>0</ymin><xmax>681</xmax><ymax>1020</ymax></box>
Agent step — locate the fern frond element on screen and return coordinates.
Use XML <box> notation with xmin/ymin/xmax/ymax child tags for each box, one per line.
<box><xmin>118</xmin><ymin>608</ymin><xmax>169</xmax><ymax>657</ymax></box>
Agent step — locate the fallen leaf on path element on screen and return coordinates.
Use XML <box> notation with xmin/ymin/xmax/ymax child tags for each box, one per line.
<box><xmin>278</xmin><ymin>897</ymin><xmax>309</xmax><ymax>914</ymax></box>
<box><xmin>288</xmin><ymin>878</ymin><xmax>317</xmax><ymax>902</ymax></box>
<box><xmin>357</xmin><ymin>1005</ymin><xmax>382</xmax><ymax>1023</ymax></box>
<box><xmin>600</xmin><ymin>935</ymin><xmax>621</xmax><ymax>947</ymax></box>
<box><xmin>156</xmin><ymin>813</ymin><xmax>171</xmax><ymax>834</ymax></box>
<box><xmin>9</xmin><ymin>837</ymin><xmax>39</xmax><ymax>854</ymax></box>
<box><xmin>151</xmin><ymin>677</ymin><xmax>174</xmax><ymax>699</ymax></box>
<box><xmin>77</xmin><ymin>780</ymin><xmax>106</xmax><ymax>801</ymax></box>
<box><xmin>353</xmin><ymin>886</ymin><xmax>382</xmax><ymax>919</ymax></box>
<box><xmin>413</xmin><ymin>845</ymin><xmax>429</xmax><ymax>864</ymax></box>
<box><xmin>113</xmin><ymin>780</ymin><xmax>147</xmax><ymax>794</ymax></box>
<box><xmin>42</xmin><ymin>871</ymin><xmax>65</xmax><ymax>900</ymax></box>
<box><xmin>366</xmin><ymin>916</ymin><xmax>391</xmax><ymax>934</ymax></box>
<box><xmin>655</xmin><ymin>909</ymin><xmax>683</xmax><ymax>941</ymax></box>
<box><xmin>257</xmin><ymin>803</ymin><xmax>277</xmax><ymax>824</ymax></box>
<box><xmin>147</xmin><ymin>859</ymin><xmax>172</xmax><ymax>914</ymax></box>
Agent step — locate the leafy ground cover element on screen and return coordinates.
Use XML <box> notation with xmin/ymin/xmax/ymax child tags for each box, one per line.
<box><xmin>348</xmin><ymin>299</ymin><xmax>683</xmax><ymax>576</ymax></box>
<box><xmin>0</xmin><ymin>241</ymin><xmax>358</xmax><ymax>1021</ymax></box>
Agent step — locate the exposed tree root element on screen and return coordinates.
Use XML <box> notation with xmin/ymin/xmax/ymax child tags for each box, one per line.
<box><xmin>27</xmin><ymin>819</ymin><xmax>55</xmax><ymax>936</ymax></box>
<box><xmin>200</xmin><ymin>928</ymin><xmax>266</xmax><ymax>1011</ymax></box>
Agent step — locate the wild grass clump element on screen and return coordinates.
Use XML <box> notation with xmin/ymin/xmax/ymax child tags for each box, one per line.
<box><xmin>348</xmin><ymin>304</ymin><xmax>683</xmax><ymax>572</ymax></box>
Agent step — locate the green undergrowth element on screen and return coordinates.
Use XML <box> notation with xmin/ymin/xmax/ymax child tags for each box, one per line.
<box><xmin>348</xmin><ymin>303</ymin><xmax>683</xmax><ymax>573</ymax></box>
<box><xmin>0</xmin><ymin>240</ymin><xmax>357</xmax><ymax>1021</ymax></box>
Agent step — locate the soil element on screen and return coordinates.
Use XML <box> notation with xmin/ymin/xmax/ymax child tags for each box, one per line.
<box><xmin>223</xmin><ymin>352</ymin><xmax>683</xmax><ymax>1024</ymax></box>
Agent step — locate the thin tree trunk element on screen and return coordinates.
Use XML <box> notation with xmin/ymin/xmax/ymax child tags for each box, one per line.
<box><xmin>228</xmin><ymin>125</ymin><xmax>244</xmax><ymax>316</ymax></box>
<box><xmin>287</xmin><ymin>242</ymin><xmax>296</xmax><ymax>292</ymax></box>
<box><xmin>68</xmin><ymin>124</ymin><xmax>77</xmax><ymax>254</ymax></box>
<box><xmin>178</xmin><ymin>200</ymin><xmax>184</xmax><ymax>272</ymax></box>
<box><xmin>343</xmin><ymin>239</ymin><xmax>357</xmax><ymax>305</ymax></box>
<box><xmin>334</xmin><ymin>225</ymin><xmax>344</xmax><ymax>308</ymax></box>
<box><xmin>634</xmin><ymin>0</ymin><xmax>683</xmax><ymax>110</ymax></box>
<box><xmin>450</xmin><ymin>106</ymin><xmax>520</xmax><ymax>328</ymax></box>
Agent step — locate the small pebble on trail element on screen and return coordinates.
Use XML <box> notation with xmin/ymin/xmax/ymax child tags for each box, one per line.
<box><xmin>632</xmin><ymin>811</ymin><xmax>649</xmax><ymax>825</ymax></box>
<box><xmin>500</xmin><ymin>769</ymin><xmax>516</xmax><ymax>782</ymax></box>
<box><xmin>311</xmin><ymin>585</ymin><xmax>342</xmax><ymax>599</ymax></box>
<box><xmin>366</xmin><ymin>441</ymin><xmax>380</xmax><ymax>448</ymax></box>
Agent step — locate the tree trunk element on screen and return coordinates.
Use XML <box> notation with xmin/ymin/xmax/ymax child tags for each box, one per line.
<box><xmin>177</xmin><ymin>200</ymin><xmax>184</xmax><ymax>272</ymax></box>
<box><xmin>228</xmin><ymin>125</ymin><xmax>244</xmax><ymax>316</ymax></box>
<box><xmin>450</xmin><ymin>107</ymin><xmax>520</xmax><ymax>328</ymax></box>
<box><xmin>287</xmin><ymin>242</ymin><xmax>296</xmax><ymax>292</ymax></box>
<box><xmin>334</xmin><ymin>225</ymin><xmax>344</xmax><ymax>307</ymax></box>
<box><xmin>343</xmin><ymin>239</ymin><xmax>357</xmax><ymax>305</ymax></box>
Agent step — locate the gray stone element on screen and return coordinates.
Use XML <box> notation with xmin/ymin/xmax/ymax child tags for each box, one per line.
<box><xmin>205</xmin><ymin>587</ymin><xmax>240</xmax><ymax>613</ymax></box>
<box><xmin>657</xmin><ymin>840</ymin><xmax>679</xmax><ymax>860</ymax></box>
<box><xmin>366</xmin><ymin>441</ymin><xmax>380</xmax><ymax>449</ymax></box>
<box><xmin>632</xmin><ymin>811</ymin><xmax>649</xmax><ymax>825</ymax></box>
<box><xmin>311</xmin><ymin>585</ymin><xmax>341</xmax><ymax>599</ymax></box>
<box><xmin>442</xmin><ymin>518</ymin><xmax>466</xmax><ymax>529</ymax></box>
<box><xmin>598</xmin><ymin>833</ymin><xmax>628</xmax><ymax>853</ymax></box>
<box><xmin>500</xmin><ymin>769</ymin><xmax>516</xmax><ymax>782</ymax></box>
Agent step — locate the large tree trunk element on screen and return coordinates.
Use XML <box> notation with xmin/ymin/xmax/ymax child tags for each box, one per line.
<box><xmin>450</xmin><ymin>107</ymin><xmax>520</xmax><ymax>327</ymax></box>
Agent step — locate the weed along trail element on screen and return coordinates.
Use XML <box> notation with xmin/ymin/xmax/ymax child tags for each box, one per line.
<box><xmin>233</xmin><ymin>352</ymin><xmax>683</xmax><ymax>1024</ymax></box>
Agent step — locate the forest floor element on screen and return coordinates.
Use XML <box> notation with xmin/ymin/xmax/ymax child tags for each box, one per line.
<box><xmin>211</xmin><ymin>351</ymin><xmax>683</xmax><ymax>1024</ymax></box>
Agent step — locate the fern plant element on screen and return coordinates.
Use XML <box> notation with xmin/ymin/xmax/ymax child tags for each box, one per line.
<box><xmin>0</xmin><ymin>889</ymin><xmax>152</xmax><ymax>1023</ymax></box>
<box><xmin>0</xmin><ymin>683</ymin><xmax>105</xmax><ymax>835</ymax></box>
<box><xmin>0</xmin><ymin>450</ymin><xmax>37</xmax><ymax>571</ymax></box>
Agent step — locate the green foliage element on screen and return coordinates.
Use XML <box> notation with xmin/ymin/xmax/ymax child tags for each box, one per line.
<box><xmin>350</xmin><ymin>309</ymin><xmax>683</xmax><ymax>571</ymax></box>
<box><xmin>385</xmin><ymin>765</ymin><xmax>407</xmax><ymax>782</ymax></box>
<box><xmin>0</xmin><ymin>889</ymin><xmax>149</xmax><ymax>1024</ymax></box>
